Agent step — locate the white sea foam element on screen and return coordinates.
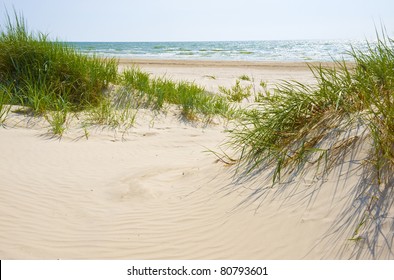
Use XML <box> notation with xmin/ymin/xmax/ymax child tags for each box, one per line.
<box><xmin>69</xmin><ymin>40</ymin><xmax>371</xmax><ymax>61</ymax></box>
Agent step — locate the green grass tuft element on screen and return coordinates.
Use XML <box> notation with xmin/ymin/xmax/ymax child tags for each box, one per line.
<box><xmin>238</xmin><ymin>74</ymin><xmax>251</xmax><ymax>81</ymax></box>
<box><xmin>228</xmin><ymin>33</ymin><xmax>394</xmax><ymax>188</ymax></box>
<box><xmin>225</xmin><ymin>33</ymin><xmax>394</xmax><ymax>246</ymax></box>
<box><xmin>219</xmin><ymin>80</ymin><xmax>252</xmax><ymax>102</ymax></box>
<box><xmin>45</xmin><ymin>96</ymin><xmax>70</xmax><ymax>136</ymax></box>
<box><xmin>121</xmin><ymin>67</ymin><xmax>233</xmax><ymax>121</ymax></box>
<box><xmin>0</xmin><ymin>85</ymin><xmax>12</xmax><ymax>124</ymax></box>
<box><xmin>0</xmin><ymin>10</ymin><xmax>118</xmax><ymax>113</ymax></box>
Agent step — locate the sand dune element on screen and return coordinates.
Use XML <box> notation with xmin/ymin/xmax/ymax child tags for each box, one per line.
<box><xmin>0</xmin><ymin>60</ymin><xmax>393</xmax><ymax>259</ymax></box>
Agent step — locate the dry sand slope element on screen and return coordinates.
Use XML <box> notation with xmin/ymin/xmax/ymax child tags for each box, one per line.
<box><xmin>0</xmin><ymin>60</ymin><xmax>393</xmax><ymax>259</ymax></box>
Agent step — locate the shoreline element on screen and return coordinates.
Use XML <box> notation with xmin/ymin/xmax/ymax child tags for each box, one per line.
<box><xmin>118</xmin><ymin>58</ymin><xmax>344</xmax><ymax>69</ymax></box>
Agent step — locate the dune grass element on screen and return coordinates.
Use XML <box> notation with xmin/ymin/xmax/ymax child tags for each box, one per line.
<box><xmin>238</xmin><ymin>74</ymin><xmax>251</xmax><ymax>81</ymax></box>
<box><xmin>121</xmin><ymin>67</ymin><xmax>234</xmax><ymax>121</ymax></box>
<box><xmin>0</xmin><ymin>12</ymin><xmax>136</xmax><ymax>134</ymax></box>
<box><xmin>84</xmin><ymin>86</ymin><xmax>139</xmax><ymax>129</ymax></box>
<box><xmin>0</xmin><ymin>11</ymin><xmax>118</xmax><ymax>115</ymax></box>
<box><xmin>0</xmin><ymin>85</ymin><xmax>11</xmax><ymax>124</ymax></box>
<box><xmin>219</xmin><ymin>80</ymin><xmax>253</xmax><ymax>102</ymax></box>
<box><xmin>0</xmin><ymin>12</ymin><xmax>236</xmax><ymax>135</ymax></box>
<box><xmin>224</xmin><ymin>34</ymin><xmax>394</xmax><ymax>246</ymax></box>
<box><xmin>228</xmin><ymin>34</ymin><xmax>394</xmax><ymax>189</ymax></box>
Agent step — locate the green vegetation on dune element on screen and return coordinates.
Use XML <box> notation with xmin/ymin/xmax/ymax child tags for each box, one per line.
<box><xmin>238</xmin><ymin>74</ymin><xmax>251</xmax><ymax>81</ymax></box>
<box><xmin>219</xmin><ymin>79</ymin><xmax>253</xmax><ymax>102</ymax></box>
<box><xmin>121</xmin><ymin>67</ymin><xmax>234</xmax><ymax>121</ymax></box>
<box><xmin>0</xmin><ymin>12</ymin><xmax>235</xmax><ymax>134</ymax></box>
<box><xmin>0</xmin><ymin>11</ymin><xmax>118</xmax><ymax>113</ymax></box>
<box><xmin>1</xmin><ymin>12</ymin><xmax>393</xmax><ymax>188</ymax></box>
<box><xmin>0</xmin><ymin>85</ymin><xmax>11</xmax><ymax>124</ymax></box>
<box><xmin>228</xmin><ymin>34</ymin><xmax>394</xmax><ymax>186</ymax></box>
<box><xmin>226</xmin><ymin>32</ymin><xmax>394</xmax><ymax>244</ymax></box>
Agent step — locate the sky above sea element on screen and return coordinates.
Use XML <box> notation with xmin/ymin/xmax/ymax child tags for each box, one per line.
<box><xmin>1</xmin><ymin>0</ymin><xmax>393</xmax><ymax>42</ymax></box>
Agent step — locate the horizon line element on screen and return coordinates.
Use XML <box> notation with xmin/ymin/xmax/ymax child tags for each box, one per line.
<box><xmin>61</xmin><ymin>38</ymin><xmax>369</xmax><ymax>43</ymax></box>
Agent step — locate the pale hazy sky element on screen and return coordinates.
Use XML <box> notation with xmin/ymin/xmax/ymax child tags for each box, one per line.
<box><xmin>1</xmin><ymin>0</ymin><xmax>393</xmax><ymax>42</ymax></box>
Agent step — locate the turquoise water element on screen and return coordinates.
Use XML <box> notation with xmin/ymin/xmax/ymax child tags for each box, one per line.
<box><xmin>68</xmin><ymin>40</ymin><xmax>370</xmax><ymax>61</ymax></box>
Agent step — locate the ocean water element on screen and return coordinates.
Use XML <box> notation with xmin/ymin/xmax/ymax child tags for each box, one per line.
<box><xmin>68</xmin><ymin>40</ymin><xmax>370</xmax><ymax>62</ymax></box>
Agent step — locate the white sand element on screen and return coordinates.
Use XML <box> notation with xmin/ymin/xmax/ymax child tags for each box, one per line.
<box><xmin>0</xmin><ymin>60</ymin><xmax>393</xmax><ymax>259</ymax></box>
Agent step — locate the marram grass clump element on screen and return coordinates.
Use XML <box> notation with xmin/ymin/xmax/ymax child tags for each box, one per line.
<box><xmin>228</xmin><ymin>33</ymin><xmax>394</xmax><ymax>188</ymax></box>
<box><xmin>121</xmin><ymin>67</ymin><xmax>235</xmax><ymax>121</ymax></box>
<box><xmin>0</xmin><ymin>12</ymin><xmax>118</xmax><ymax>113</ymax></box>
<box><xmin>225</xmin><ymin>34</ymin><xmax>394</xmax><ymax>246</ymax></box>
<box><xmin>0</xmin><ymin>12</ymin><xmax>235</xmax><ymax>135</ymax></box>
<box><xmin>219</xmin><ymin>80</ymin><xmax>252</xmax><ymax>102</ymax></box>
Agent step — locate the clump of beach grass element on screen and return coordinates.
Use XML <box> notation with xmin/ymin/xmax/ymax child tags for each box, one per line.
<box><xmin>238</xmin><ymin>74</ymin><xmax>251</xmax><ymax>81</ymax></box>
<box><xmin>0</xmin><ymin>11</ymin><xmax>121</xmax><ymax>135</ymax></box>
<box><xmin>219</xmin><ymin>80</ymin><xmax>252</xmax><ymax>102</ymax></box>
<box><xmin>121</xmin><ymin>66</ymin><xmax>234</xmax><ymax>121</ymax></box>
<box><xmin>44</xmin><ymin>96</ymin><xmax>71</xmax><ymax>136</ymax></box>
<box><xmin>226</xmin><ymin>33</ymin><xmax>394</xmax><ymax>243</ymax></box>
<box><xmin>229</xmin><ymin>33</ymin><xmax>394</xmax><ymax>186</ymax></box>
<box><xmin>85</xmin><ymin>87</ymin><xmax>139</xmax><ymax>128</ymax></box>
<box><xmin>0</xmin><ymin>11</ymin><xmax>118</xmax><ymax>114</ymax></box>
<box><xmin>253</xmin><ymin>80</ymin><xmax>270</xmax><ymax>103</ymax></box>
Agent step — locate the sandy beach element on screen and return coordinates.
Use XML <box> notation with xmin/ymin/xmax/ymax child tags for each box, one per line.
<box><xmin>0</xmin><ymin>59</ymin><xmax>393</xmax><ymax>260</ymax></box>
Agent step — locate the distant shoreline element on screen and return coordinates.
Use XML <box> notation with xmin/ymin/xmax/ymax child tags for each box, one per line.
<box><xmin>118</xmin><ymin>58</ymin><xmax>348</xmax><ymax>69</ymax></box>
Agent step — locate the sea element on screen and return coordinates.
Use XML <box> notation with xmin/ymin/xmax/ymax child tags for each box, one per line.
<box><xmin>68</xmin><ymin>40</ymin><xmax>371</xmax><ymax>62</ymax></box>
